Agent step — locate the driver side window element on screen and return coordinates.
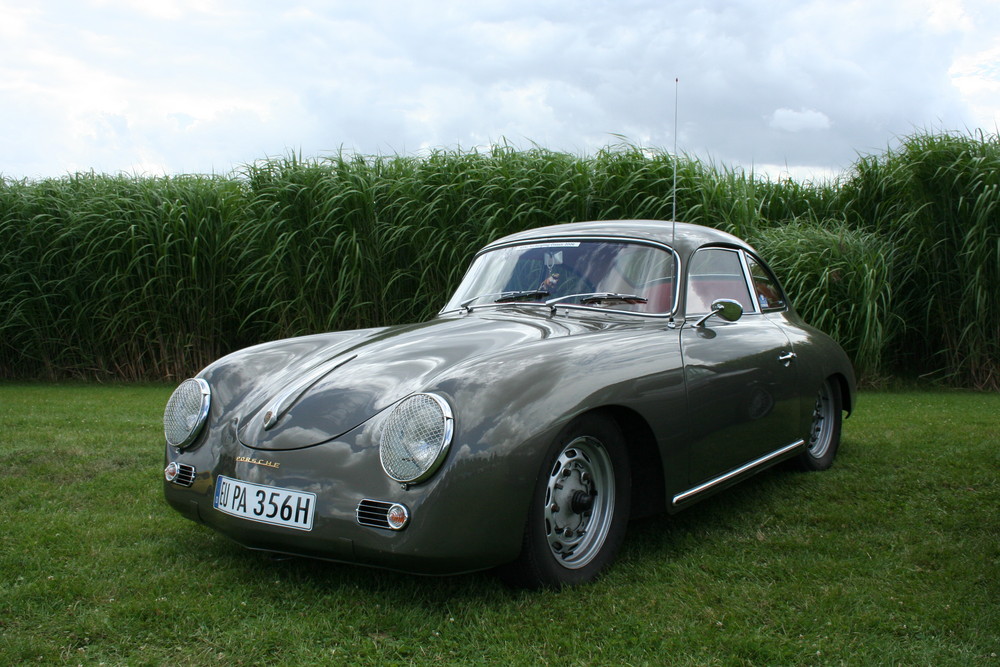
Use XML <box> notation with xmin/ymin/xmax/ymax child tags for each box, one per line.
<box><xmin>685</xmin><ymin>248</ymin><xmax>753</xmax><ymax>314</ymax></box>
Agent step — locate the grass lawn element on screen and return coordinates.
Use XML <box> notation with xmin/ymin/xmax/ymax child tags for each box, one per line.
<box><xmin>1</xmin><ymin>385</ymin><xmax>997</xmax><ymax>665</ymax></box>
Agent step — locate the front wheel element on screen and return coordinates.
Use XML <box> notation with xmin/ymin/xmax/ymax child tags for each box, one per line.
<box><xmin>796</xmin><ymin>377</ymin><xmax>843</xmax><ymax>471</ymax></box>
<box><xmin>500</xmin><ymin>414</ymin><xmax>630</xmax><ymax>588</ymax></box>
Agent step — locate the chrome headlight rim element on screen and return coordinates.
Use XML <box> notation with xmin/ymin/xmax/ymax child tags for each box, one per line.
<box><xmin>164</xmin><ymin>377</ymin><xmax>211</xmax><ymax>449</ymax></box>
<box><xmin>379</xmin><ymin>392</ymin><xmax>455</xmax><ymax>485</ymax></box>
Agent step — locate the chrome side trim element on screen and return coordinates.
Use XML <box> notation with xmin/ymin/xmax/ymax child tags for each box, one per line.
<box><xmin>672</xmin><ymin>439</ymin><xmax>805</xmax><ymax>506</ymax></box>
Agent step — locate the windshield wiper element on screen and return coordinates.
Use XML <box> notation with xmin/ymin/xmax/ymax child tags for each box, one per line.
<box><xmin>494</xmin><ymin>290</ymin><xmax>550</xmax><ymax>303</ymax></box>
<box><xmin>461</xmin><ymin>290</ymin><xmax>550</xmax><ymax>312</ymax></box>
<box><xmin>580</xmin><ymin>293</ymin><xmax>647</xmax><ymax>305</ymax></box>
<box><xmin>545</xmin><ymin>292</ymin><xmax>648</xmax><ymax>312</ymax></box>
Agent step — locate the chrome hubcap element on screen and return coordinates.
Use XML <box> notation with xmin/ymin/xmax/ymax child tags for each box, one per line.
<box><xmin>808</xmin><ymin>380</ymin><xmax>835</xmax><ymax>459</ymax></box>
<box><xmin>543</xmin><ymin>436</ymin><xmax>615</xmax><ymax>569</ymax></box>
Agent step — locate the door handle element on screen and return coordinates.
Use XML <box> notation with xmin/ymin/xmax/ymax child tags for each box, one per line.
<box><xmin>778</xmin><ymin>351</ymin><xmax>797</xmax><ymax>366</ymax></box>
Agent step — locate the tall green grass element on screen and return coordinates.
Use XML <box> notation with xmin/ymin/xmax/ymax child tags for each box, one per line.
<box><xmin>751</xmin><ymin>219</ymin><xmax>897</xmax><ymax>380</ymax></box>
<box><xmin>844</xmin><ymin>131</ymin><xmax>1000</xmax><ymax>388</ymax></box>
<box><xmin>1</xmin><ymin>131</ymin><xmax>997</xmax><ymax>387</ymax></box>
<box><xmin>0</xmin><ymin>173</ymin><xmax>250</xmax><ymax>380</ymax></box>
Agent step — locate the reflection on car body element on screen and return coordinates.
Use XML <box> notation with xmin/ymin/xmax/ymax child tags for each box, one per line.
<box><xmin>162</xmin><ymin>220</ymin><xmax>855</xmax><ymax>588</ymax></box>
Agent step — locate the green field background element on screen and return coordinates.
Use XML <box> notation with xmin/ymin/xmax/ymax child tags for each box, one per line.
<box><xmin>2</xmin><ymin>131</ymin><xmax>997</xmax><ymax>388</ymax></box>
<box><xmin>1</xmin><ymin>385</ymin><xmax>997</xmax><ymax>664</ymax></box>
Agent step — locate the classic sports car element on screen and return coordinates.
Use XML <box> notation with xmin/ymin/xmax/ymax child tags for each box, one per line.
<box><xmin>163</xmin><ymin>219</ymin><xmax>855</xmax><ymax>588</ymax></box>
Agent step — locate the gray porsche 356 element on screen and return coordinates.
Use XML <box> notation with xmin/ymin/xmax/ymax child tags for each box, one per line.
<box><xmin>163</xmin><ymin>219</ymin><xmax>854</xmax><ymax>587</ymax></box>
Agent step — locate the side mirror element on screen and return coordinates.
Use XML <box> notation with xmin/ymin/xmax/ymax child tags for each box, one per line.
<box><xmin>694</xmin><ymin>298</ymin><xmax>743</xmax><ymax>327</ymax></box>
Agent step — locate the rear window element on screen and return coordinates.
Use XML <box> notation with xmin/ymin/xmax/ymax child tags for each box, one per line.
<box><xmin>746</xmin><ymin>255</ymin><xmax>786</xmax><ymax>311</ymax></box>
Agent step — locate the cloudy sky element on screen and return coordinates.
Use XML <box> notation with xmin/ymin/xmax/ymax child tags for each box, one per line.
<box><xmin>2</xmin><ymin>0</ymin><xmax>998</xmax><ymax>182</ymax></box>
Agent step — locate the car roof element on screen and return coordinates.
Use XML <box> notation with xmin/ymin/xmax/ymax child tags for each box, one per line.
<box><xmin>482</xmin><ymin>220</ymin><xmax>754</xmax><ymax>257</ymax></box>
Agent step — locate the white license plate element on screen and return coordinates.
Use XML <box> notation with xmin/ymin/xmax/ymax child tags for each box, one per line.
<box><xmin>213</xmin><ymin>475</ymin><xmax>315</xmax><ymax>531</ymax></box>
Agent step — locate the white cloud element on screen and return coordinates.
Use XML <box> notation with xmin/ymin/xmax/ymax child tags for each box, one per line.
<box><xmin>89</xmin><ymin>0</ymin><xmax>232</xmax><ymax>21</ymax></box>
<box><xmin>768</xmin><ymin>108</ymin><xmax>832</xmax><ymax>133</ymax></box>
<box><xmin>947</xmin><ymin>1</ymin><xmax>1000</xmax><ymax>132</ymax></box>
<box><xmin>926</xmin><ymin>0</ymin><xmax>973</xmax><ymax>32</ymax></box>
<box><xmin>0</xmin><ymin>0</ymin><xmax>998</xmax><ymax>179</ymax></box>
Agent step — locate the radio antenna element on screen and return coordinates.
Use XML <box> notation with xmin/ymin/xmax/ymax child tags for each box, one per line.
<box><xmin>672</xmin><ymin>77</ymin><xmax>679</xmax><ymax>240</ymax></box>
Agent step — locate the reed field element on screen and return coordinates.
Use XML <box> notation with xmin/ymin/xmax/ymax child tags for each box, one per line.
<box><xmin>1</xmin><ymin>131</ymin><xmax>998</xmax><ymax>388</ymax></box>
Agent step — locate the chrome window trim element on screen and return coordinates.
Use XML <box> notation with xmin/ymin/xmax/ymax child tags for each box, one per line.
<box><xmin>736</xmin><ymin>249</ymin><xmax>762</xmax><ymax>314</ymax></box>
<box><xmin>743</xmin><ymin>251</ymin><xmax>790</xmax><ymax>313</ymax></box>
<box><xmin>439</xmin><ymin>235</ymin><xmax>681</xmax><ymax>319</ymax></box>
<box><xmin>683</xmin><ymin>246</ymin><xmax>756</xmax><ymax>317</ymax></box>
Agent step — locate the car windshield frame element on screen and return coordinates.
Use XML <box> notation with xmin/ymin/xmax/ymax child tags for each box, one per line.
<box><xmin>441</xmin><ymin>236</ymin><xmax>680</xmax><ymax>318</ymax></box>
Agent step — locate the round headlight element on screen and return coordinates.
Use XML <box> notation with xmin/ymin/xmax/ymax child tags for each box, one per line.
<box><xmin>164</xmin><ymin>378</ymin><xmax>211</xmax><ymax>449</ymax></box>
<box><xmin>379</xmin><ymin>393</ymin><xmax>454</xmax><ymax>484</ymax></box>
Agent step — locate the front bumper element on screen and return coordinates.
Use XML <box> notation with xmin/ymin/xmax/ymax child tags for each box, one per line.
<box><xmin>162</xmin><ymin>416</ymin><xmax>528</xmax><ymax>575</ymax></box>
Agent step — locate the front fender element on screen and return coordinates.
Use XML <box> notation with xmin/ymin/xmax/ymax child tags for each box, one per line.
<box><xmin>423</xmin><ymin>321</ymin><xmax>688</xmax><ymax>543</ymax></box>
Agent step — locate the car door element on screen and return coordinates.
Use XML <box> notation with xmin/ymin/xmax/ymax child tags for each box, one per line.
<box><xmin>680</xmin><ymin>247</ymin><xmax>800</xmax><ymax>485</ymax></box>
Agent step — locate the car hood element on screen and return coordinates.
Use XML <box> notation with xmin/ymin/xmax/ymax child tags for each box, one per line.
<box><xmin>225</xmin><ymin>310</ymin><xmax>598</xmax><ymax>450</ymax></box>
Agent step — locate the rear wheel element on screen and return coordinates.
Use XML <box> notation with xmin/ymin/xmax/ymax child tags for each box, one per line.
<box><xmin>500</xmin><ymin>414</ymin><xmax>630</xmax><ymax>588</ymax></box>
<box><xmin>797</xmin><ymin>377</ymin><xmax>842</xmax><ymax>471</ymax></box>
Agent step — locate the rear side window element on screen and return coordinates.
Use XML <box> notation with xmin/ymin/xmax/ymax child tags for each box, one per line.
<box><xmin>746</xmin><ymin>255</ymin><xmax>786</xmax><ymax>311</ymax></box>
<box><xmin>685</xmin><ymin>248</ymin><xmax>753</xmax><ymax>314</ymax></box>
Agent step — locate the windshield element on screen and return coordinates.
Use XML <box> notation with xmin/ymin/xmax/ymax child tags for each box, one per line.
<box><xmin>443</xmin><ymin>240</ymin><xmax>677</xmax><ymax>315</ymax></box>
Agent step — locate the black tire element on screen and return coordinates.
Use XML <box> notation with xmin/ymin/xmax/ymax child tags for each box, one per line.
<box><xmin>796</xmin><ymin>377</ymin><xmax>843</xmax><ymax>471</ymax></box>
<box><xmin>500</xmin><ymin>414</ymin><xmax>631</xmax><ymax>589</ymax></box>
